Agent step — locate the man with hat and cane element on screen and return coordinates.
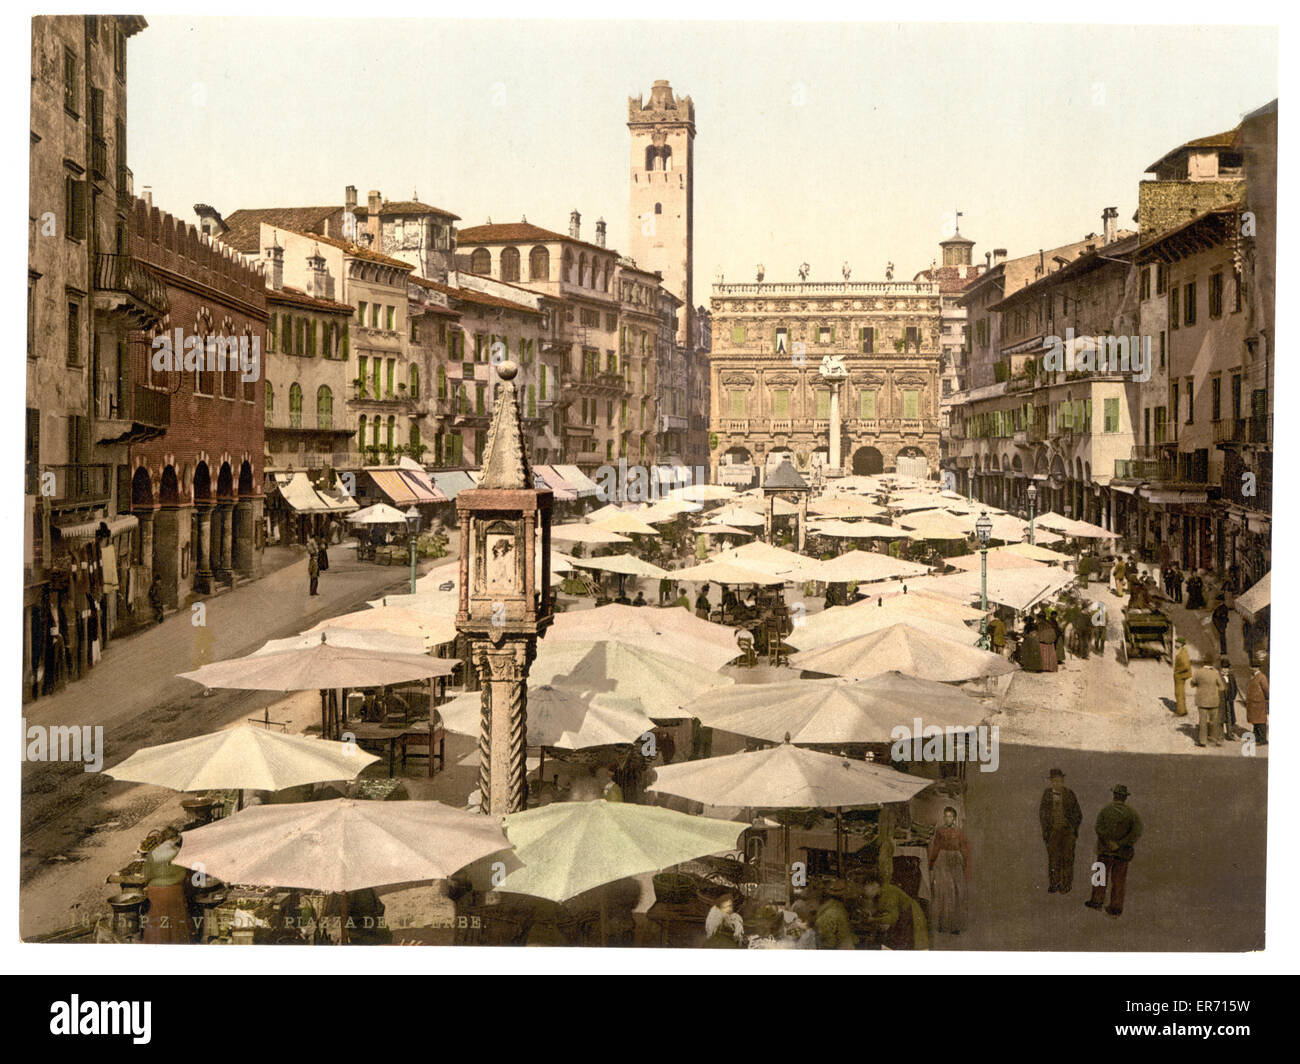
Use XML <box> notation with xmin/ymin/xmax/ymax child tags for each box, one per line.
<box><xmin>1172</xmin><ymin>636</ymin><xmax>1192</xmax><ymax>717</ymax></box>
<box><xmin>1086</xmin><ymin>785</ymin><xmax>1143</xmax><ymax>917</ymax></box>
<box><xmin>1039</xmin><ymin>769</ymin><xmax>1082</xmax><ymax>893</ymax></box>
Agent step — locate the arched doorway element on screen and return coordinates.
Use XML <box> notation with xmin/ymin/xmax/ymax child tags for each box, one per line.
<box><xmin>153</xmin><ymin>465</ymin><xmax>182</xmax><ymax>608</ymax></box>
<box><xmin>852</xmin><ymin>446</ymin><xmax>884</xmax><ymax>475</ymax></box>
<box><xmin>718</xmin><ymin>446</ymin><xmax>755</xmax><ymax>488</ymax></box>
<box><xmin>896</xmin><ymin>446</ymin><xmax>927</xmax><ymax>480</ymax></box>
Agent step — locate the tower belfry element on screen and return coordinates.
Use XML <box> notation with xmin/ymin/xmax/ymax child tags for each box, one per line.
<box><xmin>628</xmin><ymin>79</ymin><xmax>695</xmax><ymax>347</ymax></box>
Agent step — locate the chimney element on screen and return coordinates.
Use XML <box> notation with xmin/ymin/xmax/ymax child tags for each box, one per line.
<box><xmin>368</xmin><ymin>190</ymin><xmax>381</xmax><ymax>244</ymax></box>
<box><xmin>143</xmin><ymin>186</ymin><xmax>153</xmax><ymax>209</ymax></box>
<box><xmin>345</xmin><ymin>185</ymin><xmax>357</xmax><ymax>213</ymax></box>
<box><xmin>595</xmin><ymin>218</ymin><xmax>606</xmax><ymax>248</ymax></box>
<box><xmin>569</xmin><ymin>209</ymin><xmax>581</xmax><ymax>240</ymax></box>
<box><xmin>1102</xmin><ymin>206</ymin><xmax>1118</xmax><ymax>245</ymax></box>
<box><xmin>264</xmin><ymin>234</ymin><xmax>284</xmax><ymax>290</ymax></box>
<box><xmin>306</xmin><ymin>244</ymin><xmax>327</xmax><ymax>297</ymax></box>
<box><xmin>992</xmin><ymin>248</ymin><xmax>1007</xmax><ymax>267</ymax></box>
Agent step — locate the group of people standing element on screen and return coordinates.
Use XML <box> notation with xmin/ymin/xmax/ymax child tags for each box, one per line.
<box><xmin>1039</xmin><ymin>770</ymin><xmax>1142</xmax><ymax>917</ymax></box>
<box><xmin>306</xmin><ymin>536</ymin><xmax>330</xmax><ymax>596</ymax></box>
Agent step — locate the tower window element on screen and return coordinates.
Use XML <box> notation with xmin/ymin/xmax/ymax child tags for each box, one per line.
<box><xmin>654</xmin><ymin>203</ymin><xmax>662</xmax><ymax>215</ymax></box>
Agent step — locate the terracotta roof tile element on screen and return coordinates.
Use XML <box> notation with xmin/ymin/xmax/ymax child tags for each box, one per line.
<box><xmin>456</xmin><ymin>222</ymin><xmax>613</xmax><ymax>257</ymax></box>
<box><xmin>380</xmin><ymin>199</ymin><xmax>460</xmax><ymax>220</ymax></box>
<box><xmin>266</xmin><ymin>286</ymin><xmax>355</xmax><ymax>313</ymax></box>
<box><xmin>221</xmin><ymin>206</ymin><xmax>340</xmax><ymax>253</ymax></box>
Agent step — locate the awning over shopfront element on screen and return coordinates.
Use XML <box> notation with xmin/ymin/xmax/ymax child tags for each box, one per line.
<box><xmin>367</xmin><ymin>469</ymin><xmax>446</xmax><ymax>507</ymax></box>
<box><xmin>533</xmin><ymin>464</ymin><xmax>578</xmax><ymax>501</ymax></box>
<box><xmin>429</xmin><ymin>470</ymin><xmax>476</xmax><ymax>500</ymax></box>
<box><xmin>274</xmin><ymin>472</ymin><xmax>359</xmax><ymax>514</ymax></box>
<box><xmin>1236</xmin><ymin>571</ymin><xmax>1270</xmax><ymax>621</ymax></box>
<box><xmin>53</xmin><ymin>512</ymin><xmax>140</xmax><ymax>542</ymax></box>
<box><xmin>555</xmin><ymin>465</ymin><xmax>601</xmax><ymax>499</ymax></box>
<box><xmin>1140</xmin><ymin>488</ymin><xmax>1209</xmax><ymax>505</ymax></box>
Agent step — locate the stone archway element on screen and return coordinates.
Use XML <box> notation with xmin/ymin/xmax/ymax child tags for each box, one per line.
<box><xmin>896</xmin><ymin>446</ymin><xmax>928</xmax><ymax>480</ymax></box>
<box><xmin>153</xmin><ymin>465</ymin><xmax>182</xmax><ymax>608</ymax></box>
<box><xmin>852</xmin><ymin>446</ymin><xmax>884</xmax><ymax>476</ymax></box>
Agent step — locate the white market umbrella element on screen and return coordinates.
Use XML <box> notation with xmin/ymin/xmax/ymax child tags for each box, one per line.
<box><xmin>549</xmin><ymin>524</ymin><xmax>633</xmax><ymax>546</ymax></box>
<box><xmin>808</xmin><ymin>497</ymin><xmax>887</xmax><ymax>519</ymax></box>
<box><xmin>667</xmin><ymin>560</ymin><xmax>788</xmax><ymax>586</ymax></box>
<box><xmin>590</xmin><ymin>512</ymin><xmax>662</xmax><ymax>537</ymax></box>
<box><xmin>437</xmin><ymin>686</ymin><xmax>656</xmax><ymax>750</ymax></box>
<box><xmin>703</xmin><ymin>506</ymin><xmax>766</xmax><ymax>529</ymax></box>
<box><xmin>175</xmin><ymin>798</ymin><xmax>511</xmax><ymax>895</ymax></box>
<box><xmin>898</xmin><ymin>510</ymin><xmax>973</xmax><ymax>541</ymax></box>
<box><xmin>304</xmin><ymin>606</ymin><xmax>458</xmax><ymax>649</ymax></box>
<box><xmin>812</xmin><ymin>550</ymin><xmax>931</xmax><ymax>584</ymax></box>
<box><xmin>697</xmin><ymin>524</ymin><xmax>755</xmax><ymax>538</ymax></box>
<box><xmin>105</xmin><ymin>725</ymin><xmax>378</xmax><ymax>792</ymax></box>
<box><xmin>647</xmin><ymin>741</ymin><xmax>933</xmax><ymax>809</ymax></box>
<box><xmin>666</xmin><ymin>484</ymin><xmax>736</xmax><ymax>503</ymax></box>
<box><xmin>715</xmin><ymin>541</ymin><xmax>823</xmax><ymax>580</ymax></box>
<box><xmin>787</xmin><ymin>603</ymin><xmax>979</xmax><ymax>652</ymax></box>
<box><xmin>499</xmin><ymin>800</ymin><xmax>744</xmax><ymax>905</ymax></box>
<box><xmin>346</xmin><ymin>503</ymin><xmax>411</xmax><ymax>526</ymax></box>
<box><xmin>680</xmin><ymin>672</ymin><xmax>988</xmax><ymax>746</ymax></box>
<box><xmin>178</xmin><ymin>631</ymin><xmax>458</xmax><ymax>692</ymax></box>
<box><xmin>808</xmin><ymin>519</ymin><xmax>911</xmax><ymax>540</ymax></box>
<box><xmin>547</xmin><ymin>602</ymin><xmax>743</xmax><ymax>672</ymax></box>
<box><xmin>529</xmin><ymin>639</ymin><xmax>734</xmax><ymax>717</ymax></box>
<box><xmin>793</xmin><ymin>622</ymin><xmax>1016</xmax><ymax>682</ymax></box>
<box><xmin>566</xmin><ymin>554</ymin><xmax>669</xmax><ymax>580</ymax></box>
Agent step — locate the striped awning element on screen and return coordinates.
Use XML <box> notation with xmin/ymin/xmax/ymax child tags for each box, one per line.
<box><xmin>533</xmin><ymin>464</ymin><xmax>578</xmax><ymax>501</ymax></box>
<box><xmin>369</xmin><ymin>469</ymin><xmax>446</xmax><ymax>506</ymax></box>
<box><xmin>53</xmin><ymin>513</ymin><xmax>139</xmax><ymax>542</ymax></box>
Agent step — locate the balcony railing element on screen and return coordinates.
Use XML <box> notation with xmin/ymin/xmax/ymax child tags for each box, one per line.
<box><xmin>1213</xmin><ymin>418</ymin><xmax>1247</xmax><ymax>444</ymax></box>
<box><xmin>45</xmin><ymin>464</ymin><xmax>113</xmax><ymax>507</ymax></box>
<box><xmin>719</xmin><ymin>419</ymin><xmax>749</xmax><ymax>433</ymax></box>
<box><xmin>94</xmin><ymin>253</ymin><xmax>169</xmax><ymax>322</ymax></box>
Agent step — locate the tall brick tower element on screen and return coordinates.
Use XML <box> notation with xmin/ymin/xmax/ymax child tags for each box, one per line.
<box><xmin>628</xmin><ymin>80</ymin><xmax>694</xmax><ymax>347</ymax></box>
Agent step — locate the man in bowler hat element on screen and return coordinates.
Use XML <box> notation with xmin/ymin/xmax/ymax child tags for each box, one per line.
<box><xmin>1086</xmin><ymin>785</ymin><xmax>1143</xmax><ymax>917</ymax></box>
<box><xmin>1038</xmin><ymin>769</ymin><xmax>1082</xmax><ymax>893</ymax></box>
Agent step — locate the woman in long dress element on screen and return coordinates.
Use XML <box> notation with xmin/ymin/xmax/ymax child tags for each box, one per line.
<box><xmin>927</xmin><ymin>807</ymin><xmax>972</xmax><ymax>935</ymax></box>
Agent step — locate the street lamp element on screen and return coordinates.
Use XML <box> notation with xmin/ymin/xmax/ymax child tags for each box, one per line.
<box><xmin>976</xmin><ymin>510</ymin><xmax>992</xmax><ymax>650</ymax></box>
<box><xmin>405</xmin><ymin>506</ymin><xmax>422</xmax><ymax>594</ymax></box>
<box><xmin>1027</xmin><ymin>482</ymin><xmax>1038</xmax><ymax>547</ymax></box>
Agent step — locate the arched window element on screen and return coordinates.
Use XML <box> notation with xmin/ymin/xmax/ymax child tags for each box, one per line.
<box><xmin>317</xmin><ymin>385</ymin><xmax>333</xmax><ymax>429</ymax></box>
<box><xmin>500</xmin><ymin>246</ymin><xmax>520</xmax><ymax>283</ymax></box>
<box><xmin>264</xmin><ymin>381</ymin><xmax>274</xmax><ymax>426</ymax></box>
<box><xmin>371</xmin><ymin>417</ymin><xmax>380</xmax><ymax>448</ymax></box>
<box><xmin>385</xmin><ymin>416</ymin><xmax>395</xmax><ymax>449</ymax></box>
<box><xmin>470</xmin><ymin>248</ymin><xmax>491</xmax><ymax>275</ymax></box>
<box><xmin>654</xmin><ymin>203</ymin><xmax>662</xmax><ymax>215</ymax></box>
<box><xmin>662</xmin><ymin>145</ymin><xmax>673</xmax><ymax>171</ymax></box>
<box><xmin>288</xmin><ymin>382</ymin><xmax>302</xmax><ymax>428</ymax></box>
<box><xmin>563</xmin><ymin>248</ymin><xmax>574</xmax><ymax>283</ymax></box>
<box><xmin>409</xmin><ymin>364</ymin><xmax>420</xmax><ymax>399</ymax></box>
<box><xmin>578</xmin><ymin>253</ymin><xmax>588</xmax><ymax>288</ymax></box>
<box><xmin>645</xmin><ymin>145</ymin><xmax>657</xmax><ymax>171</ymax></box>
<box><xmin>358</xmin><ymin>414</ymin><xmax>367</xmax><ymax>451</ymax></box>
<box><xmin>529</xmin><ymin>246</ymin><xmax>549</xmax><ymax>281</ymax></box>
<box><xmin>409</xmin><ymin>422</ymin><xmax>421</xmax><ymax>451</ymax></box>
<box><xmin>437</xmin><ymin>365</ymin><xmax>447</xmax><ymax>398</ymax></box>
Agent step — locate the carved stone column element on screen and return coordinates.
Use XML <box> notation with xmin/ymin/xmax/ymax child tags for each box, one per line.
<box><xmin>472</xmin><ymin>638</ymin><xmax>536</xmax><ymax>815</ymax></box>
<box><xmin>216</xmin><ymin>501</ymin><xmax>234</xmax><ymax>582</ymax></box>
<box><xmin>829</xmin><ymin>380</ymin><xmax>842</xmax><ymax>470</ymax></box>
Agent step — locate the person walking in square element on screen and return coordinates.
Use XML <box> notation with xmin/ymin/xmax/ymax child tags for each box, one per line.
<box><xmin>1039</xmin><ymin>769</ymin><xmax>1082</xmax><ymax>893</ymax></box>
<box><xmin>1086</xmin><ymin>785</ymin><xmax>1142</xmax><ymax>917</ymax></box>
<box><xmin>148</xmin><ymin>575</ymin><xmax>165</xmax><ymax>626</ymax></box>
<box><xmin>308</xmin><ymin>551</ymin><xmax>320</xmax><ymax>596</ymax></box>
<box><xmin>1219</xmin><ymin>656</ymin><xmax>1239</xmax><ymax>742</ymax></box>
<box><xmin>1172</xmin><ymin>637</ymin><xmax>1191</xmax><ymax>717</ymax></box>
<box><xmin>927</xmin><ymin>806</ymin><xmax>972</xmax><ymax>933</ymax></box>
<box><xmin>1191</xmin><ymin>652</ymin><xmax>1226</xmax><ymax>747</ymax></box>
<box><xmin>1211</xmin><ymin>597</ymin><xmax>1230</xmax><ymax>655</ymax></box>
<box><xmin>1246</xmin><ymin>658</ymin><xmax>1269</xmax><ymax>745</ymax></box>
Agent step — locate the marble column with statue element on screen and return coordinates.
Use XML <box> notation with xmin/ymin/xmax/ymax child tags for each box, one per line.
<box><xmin>455</xmin><ymin>360</ymin><xmax>553</xmax><ymax>815</ymax></box>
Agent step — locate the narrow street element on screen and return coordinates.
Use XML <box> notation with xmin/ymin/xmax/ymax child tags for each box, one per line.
<box><xmin>20</xmin><ymin>540</ymin><xmax>457</xmax><ymax>923</ymax></box>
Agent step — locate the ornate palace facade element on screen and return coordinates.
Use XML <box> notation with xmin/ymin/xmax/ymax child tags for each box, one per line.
<box><xmin>706</xmin><ymin>279</ymin><xmax>943</xmax><ymax>485</ymax></box>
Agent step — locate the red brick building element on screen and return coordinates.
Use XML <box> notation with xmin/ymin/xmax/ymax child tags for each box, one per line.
<box><xmin>127</xmin><ymin>196</ymin><xmax>267</xmax><ymax>607</ymax></box>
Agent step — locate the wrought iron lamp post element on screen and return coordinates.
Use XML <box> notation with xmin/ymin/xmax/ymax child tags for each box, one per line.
<box><xmin>976</xmin><ymin>510</ymin><xmax>992</xmax><ymax>650</ymax></box>
<box><xmin>1027</xmin><ymin>481</ymin><xmax>1038</xmax><ymax>547</ymax></box>
<box><xmin>405</xmin><ymin>506</ymin><xmax>421</xmax><ymax>594</ymax></box>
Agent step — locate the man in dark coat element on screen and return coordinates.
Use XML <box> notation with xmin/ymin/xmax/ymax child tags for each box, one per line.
<box><xmin>1086</xmin><ymin>784</ymin><xmax>1143</xmax><ymax>916</ymax></box>
<box><xmin>1039</xmin><ymin>769</ymin><xmax>1083</xmax><ymax>893</ymax></box>
<box><xmin>1211</xmin><ymin>598</ymin><xmax>1230</xmax><ymax>654</ymax></box>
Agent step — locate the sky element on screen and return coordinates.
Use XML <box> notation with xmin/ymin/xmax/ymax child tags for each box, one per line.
<box><xmin>127</xmin><ymin>19</ymin><xmax>1277</xmax><ymax>300</ymax></box>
